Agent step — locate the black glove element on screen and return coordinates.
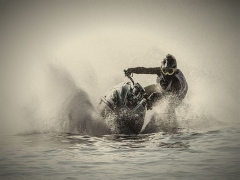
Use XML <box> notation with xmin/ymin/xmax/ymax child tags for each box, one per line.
<box><xmin>124</xmin><ymin>69</ymin><xmax>132</xmax><ymax>77</ymax></box>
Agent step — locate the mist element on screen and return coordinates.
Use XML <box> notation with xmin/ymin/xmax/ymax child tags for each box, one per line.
<box><xmin>0</xmin><ymin>0</ymin><xmax>239</xmax><ymax>135</ymax></box>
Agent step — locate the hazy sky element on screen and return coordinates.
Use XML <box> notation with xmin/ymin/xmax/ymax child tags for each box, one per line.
<box><xmin>0</xmin><ymin>0</ymin><xmax>239</xmax><ymax>134</ymax></box>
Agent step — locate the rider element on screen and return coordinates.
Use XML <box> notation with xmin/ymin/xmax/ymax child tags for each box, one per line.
<box><xmin>125</xmin><ymin>54</ymin><xmax>188</xmax><ymax>112</ymax></box>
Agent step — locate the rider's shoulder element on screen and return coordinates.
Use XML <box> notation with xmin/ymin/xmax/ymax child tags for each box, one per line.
<box><xmin>175</xmin><ymin>69</ymin><xmax>185</xmax><ymax>76</ymax></box>
<box><xmin>175</xmin><ymin>69</ymin><xmax>180</xmax><ymax>74</ymax></box>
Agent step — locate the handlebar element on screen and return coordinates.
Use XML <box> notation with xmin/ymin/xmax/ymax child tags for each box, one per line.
<box><xmin>124</xmin><ymin>70</ymin><xmax>134</xmax><ymax>85</ymax></box>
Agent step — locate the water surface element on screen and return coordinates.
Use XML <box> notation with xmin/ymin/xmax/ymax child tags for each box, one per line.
<box><xmin>1</xmin><ymin>126</ymin><xmax>240</xmax><ymax>180</ymax></box>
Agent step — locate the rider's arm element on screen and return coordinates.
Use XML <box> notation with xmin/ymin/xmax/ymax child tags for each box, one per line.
<box><xmin>128</xmin><ymin>67</ymin><xmax>161</xmax><ymax>75</ymax></box>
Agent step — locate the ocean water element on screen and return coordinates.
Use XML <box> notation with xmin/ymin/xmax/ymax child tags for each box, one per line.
<box><xmin>1</xmin><ymin>125</ymin><xmax>240</xmax><ymax>180</ymax></box>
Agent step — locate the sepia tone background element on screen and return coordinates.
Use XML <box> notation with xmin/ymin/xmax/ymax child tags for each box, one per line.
<box><xmin>0</xmin><ymin>0</ymin><xmax>239</xmax><ymax>134</ymax></box>
<box><xmin>0</xmin><ymin>1</ymin><xmax>240</xmax><ymax>180</ymax></box>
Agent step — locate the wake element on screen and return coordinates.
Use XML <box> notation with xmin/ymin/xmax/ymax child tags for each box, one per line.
<box><xmin>17</xmin><ymin>64</ymin><xmax>230</xmax><ymax>136</ymax></box>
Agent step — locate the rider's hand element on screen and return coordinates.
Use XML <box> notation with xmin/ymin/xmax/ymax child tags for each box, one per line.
<box><xmin>124</xmin><ymin>69</ymin><xmax>132</xmax><ymax>77</ymax></box>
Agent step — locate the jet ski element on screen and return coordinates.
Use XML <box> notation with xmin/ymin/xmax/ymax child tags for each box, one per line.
<box><xmin>98</xmin><ymin>71</ymin><xmax>149</xmax><ymax>134</ymax></box>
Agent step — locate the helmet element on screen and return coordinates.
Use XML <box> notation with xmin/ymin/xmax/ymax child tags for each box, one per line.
<box><xmin>160</xmin><ymin>54</ymin><xmax>177</xmax><ymax>75</ymax></box>
<box><xmin>161</xmin><ymin>54</ymin><xmax>177</xmax><ymax>68</ymax></box>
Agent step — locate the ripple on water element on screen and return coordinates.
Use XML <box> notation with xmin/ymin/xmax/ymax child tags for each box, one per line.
<box><xmin>1</xmin><ymin>126</ymin><xmax>240</xmax><ymax>179</ymax></box>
